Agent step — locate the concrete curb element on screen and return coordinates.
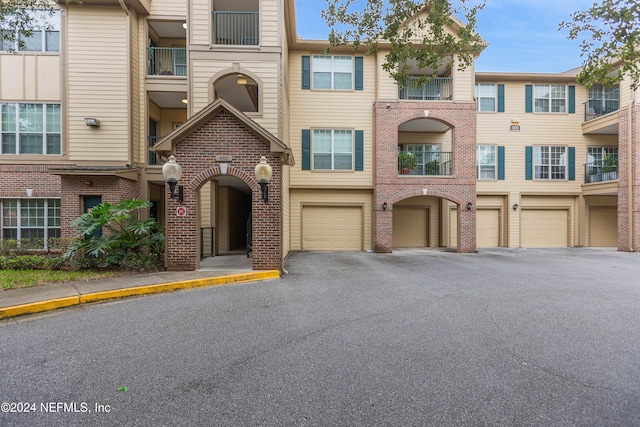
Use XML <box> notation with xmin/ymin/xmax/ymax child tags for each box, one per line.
<box><xmin>0</xmin><ymin>270</ymin><xmax>280</xmax><ymax>321</ymax></box>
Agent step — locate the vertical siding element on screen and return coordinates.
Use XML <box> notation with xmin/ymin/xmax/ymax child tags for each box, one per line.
<box><xmin>289</xmin><ymin>51</ymin><xmax>375</xmax><ymax>188</ymax></box>
<box><xmin>66</xmin><ymin>7</ymin><xmax>130</xmax><ymax>162</ymax></box>
<box><xmin>452</xmin><ymin>57</ymin><xmax>474</xmax><ymax>102</ymax></box>
<box><xmin>190</xmin><ymin>0</ymin><xmax>210</xmax><ymax>46</ymax></box>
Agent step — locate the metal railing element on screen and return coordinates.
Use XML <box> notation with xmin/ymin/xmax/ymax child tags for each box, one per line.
<box><xmin>399</xmin><ymin>77</ymin><xmax>453</xmax><ymax>101</ymax></box>
<box><xmin>212</xmin><ymin>11</ymin><xmax>259</xmax><ymax>45</ymax></box>
<box><xmin>147</xmin><ymin>47</ymin><xmax>187</xmax><ymax>76</ymax></box>
<box><xmin>584</xmin><ymin>160</ymin><xmax>618</xmax><ymax>183</ymax></box>
<box><xmin>584</xmin><ymin>87</ymin><xmax>619</xmax><ymax>121</ymax></box>
<box><xmin>201</xmin><ymin>227</ymin><xmax>214</xmax><ymax>260</ymax></box>
<box><xmin>398</xmin><ymin>151</ymin><xmax>453</xmax><ymax>176</ymax></box>
<box><xmin>148</xmin><ymin>136</ymin><xmax>159</xmax><ymax>165</ymax></box>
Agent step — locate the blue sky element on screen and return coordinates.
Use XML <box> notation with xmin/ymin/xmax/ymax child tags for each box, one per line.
<box><xmin>294</xmin><ymin>0</ymin><xmax>595</xmax><ymax>73</ymax></box>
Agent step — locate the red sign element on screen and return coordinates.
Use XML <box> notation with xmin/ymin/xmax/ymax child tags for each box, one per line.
<box><xmin>176</xmin><ymin>206</ymin><xmax>187</xmax><ymax>217</ymax></box>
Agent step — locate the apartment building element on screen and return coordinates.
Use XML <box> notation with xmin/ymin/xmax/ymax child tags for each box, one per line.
<box><xmin>0</xmin><ymin>0</ymin><xmax>638</xmax><ymax>271</ymax></box>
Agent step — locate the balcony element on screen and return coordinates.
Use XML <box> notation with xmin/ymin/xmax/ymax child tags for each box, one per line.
<box><xmin>398</xmin><ymin>151</ymin><xmax>453</xmax><ymax>176</ymax></box>
<box><xmin>399</xmin><ymin>77</ymin><xmax>453</xmax><ymax>101</ymax></box>
<box><xmin>148</xmin><ymin>47</ymin><xmax>187</xmax><ymax>76</ymax></box>
<box><xmin>584</xmin><ymin>87</ymin><xmax>619</xmax><ymax>122</ymax></box>
<box><xmin>584</xmin><ymin>158</ymin><xmax>618</xmax><ymax>184</ymax></box>
<box><xmin>212</xmin><ymin>11</ymin><xmax>259</xmax><ymax>46</ymax></box>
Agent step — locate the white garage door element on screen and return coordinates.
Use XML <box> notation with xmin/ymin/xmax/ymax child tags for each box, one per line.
<box><xmin>521</xmin><ymin>209</ymin><xmax>568</xmax><ymax>247</ymax></box>
<box><xmin>393</xmin><ymin>207</ymin><xmax>428</xmax><ymax>247</ymax></box>
<box><xmin>477</xmin><ymin>209</ymin><xmax>500</xmax><ymax>248</ymax></box>
<box><xmin>589</xmin><ymin>207</ymin><xmax>617</xmax><ymax>247</ymax></box>
<box><xmin>302</xmin><ymin>206</ymin><xmax>362</xmax><ymax>251</ymax></box>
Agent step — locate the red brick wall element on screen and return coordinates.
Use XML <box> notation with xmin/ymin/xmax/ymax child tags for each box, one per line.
<box><xmin>0</xmin><ymin>165</ymin><xmax>61</xmax><ymax>198</ymax></box>
<box><xmin>165</xmin><ymin>110</ymin><xmax>282</xmax><ymax>271</ymax></box>
<box><xmin>619</xmin><ymin>104</ymin><xmax>640</xmax><ymax>252</ymax></box>
<box><xmin>374</xmin><ymin>101</ymin><xmax>477</xmax><ymax>253</ymax></box>
<box><xmin>60</xmin><ymin>175</ymin><xmax>141</xmax><ymax>238</ymax></box>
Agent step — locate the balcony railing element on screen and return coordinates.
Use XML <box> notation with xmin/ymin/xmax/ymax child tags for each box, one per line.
<box><xmin>398</xmin><ymin>151</ymin><xmax>453</xmax><ymax>176</ymax></box>
<box><xmin>584</xmin><ymin>159</ymin><xmax>618</xmax><ymax>183</ymax></box>
<box><xmin>148</xmin><ymin>136</ymin><xmax>159</xmax><ymax>165</ymax></box>
<box><xmin>212</xmin><ymin>11</ymin><xmax>259</xmax><ymax>45</ymax></box>
<box><xmin>148</xmin><ymin>47</ymin><xmax>187</xmax><ymax>76</ymax></box>
<box><xmin>398</xmin><ymin>77</ymin><xmax>453</xmax><ymax>101</ymax></box>
<box><xmin>584</xmin><ymin>88</ymin><xmax>619</xmax><ymax>121</ymax></box>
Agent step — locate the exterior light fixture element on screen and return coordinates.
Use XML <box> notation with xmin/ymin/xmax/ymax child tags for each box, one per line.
<box><xmin>382</xmin><ymin>202</ymin><xmax>388</xmax><ymax>211</ymax></box>
<box><xmin>513</xmin><ymin>203</ymin><xmax>519</xmax><ymax>211</ymax></box>
<box><xmin>254</xmin><ymin>156</ymin><xmax>272</xmax><ymax>203</ymax></box>
<box><xmin>237</xmin><ymin>75</ymin><xmax>247</xmax><ymax>85</ymax></box>
<box><xmin>84</xmin><ymin>118</ymin><xmax>100</xmax><ymax>127</ymax></box>
<box><xmin>182</xmin><ymin>22</ymin><xmax>187</xmax><ymax>29</ymax></box>
<box><xmin>162</xmin><ymin>155</ymin><xmax>183</xmax><ymax>203</ymax></box>
<box><xmin>466</xmin><ymin>202</ymin><xmax>473</xmax><ymax>211</ymax></box>
<box><xmin>181</xmin><ymin>98</ymin><xmax>188</xmax><ymax>104</ymax></box>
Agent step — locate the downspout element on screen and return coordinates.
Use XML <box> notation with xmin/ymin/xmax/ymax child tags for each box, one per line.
<box><xmin>628</xmin><ymin>103</ymin><xmax>634</xmax><ymax>251</ymax></box>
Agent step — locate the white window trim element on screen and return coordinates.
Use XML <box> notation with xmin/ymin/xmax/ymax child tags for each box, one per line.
<box><xmin>534</xmin><ymin>145</ymin><xmax>567</xmax><ymax>180</ymax></box>
<box><xmin>311</xmin><ymin>55</ymin><xmax>354</xmax><ymax>91</ymax></box>
<box><xmin>1</xmin><ymin>102</ymin><xmax>61</xmax><ymax>155</ymax></box>
<box><xmin>476</xmin><ymin>145</ymin><xmax>497</xmax><ymax>180</ymax></box>
<box><xmin>475</xmin><ymin>83</ymin><xmax>497</xmax><ymax>112</ymax></box>
<box><xmin>534</xmin><ymin>84</ymin><xmax>566</xmax><ymax>114</ymax></box>
<box><xmin>311</xmin><ymin>129</ymin><xmax>354</xmax><ymax>171</ymax></box>
<box><xmin>1</xmin><ymin>198</ymin><xmax>61</xmax><ymax>248</ymax></box>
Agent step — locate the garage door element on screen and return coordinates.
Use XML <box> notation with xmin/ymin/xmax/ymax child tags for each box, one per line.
<box><xmin>393</xmin><ymin>207</ymin><xmax>428</xmax><ymax>247</ymax></box>
<box><xmin>521</xmin><ymin>209</ymin><xmax>568</xmax><ymax>247</ymax></box>
<box><xmin>477</xmin><ymin>209</ymin><xmax>500</xmax><ymax>248</ymax></box>
<box><xmin>302</xmin><ymin>206</ymin><xmax>362</xmax><ymax>250</ymax></box>
<box><xmin>589</xmin><ymin>207</ymin><xmax>617</xmax><ymax>247</ymax></box>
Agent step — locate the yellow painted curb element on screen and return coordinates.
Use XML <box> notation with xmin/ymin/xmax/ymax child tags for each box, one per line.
<box><xmin>0</xmin><ymin>270</ymin><xmax>280</xmax><ymax>320</ymax></box>
<box><xmin>0</xmin><ymin>296</ymin><xmax>79</xmax><ymax>320</ymax></box>
<box><xmin>79</xmin><ymin>270</ymin><xmax>281</xmax><ymax>304</ymax></box>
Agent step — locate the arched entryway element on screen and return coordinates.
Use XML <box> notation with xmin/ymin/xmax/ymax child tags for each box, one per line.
<box><xmin>154</xmin><ymin>99</ymin><xmax>293</xmax><ymax>271</ymax></box>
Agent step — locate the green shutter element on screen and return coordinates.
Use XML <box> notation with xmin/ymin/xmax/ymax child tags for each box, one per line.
<box><xmin>355</xmin><ymin>130</ymin><xmax>364</xmax><ymax>171</ymax></box>
<box><xmin>525</xmin><ymin>146</ymin><xmax>533</xmax><ymax>180</ymax></box>
<box><xmin>568</xmin><ymin>146</ymin><xmax>575</xmax><ymax>180</ymax></box>
<box><xmin>498</xmin><ymin>146</ymin><xmax>505</xmax><ymax>180</ymax></box>
<box><xmin>302</xmin><ymin>56</ymin><xmax>310</xmax><ymax>90</ymax></box>
<box><xmin>525</xmin><ymin>85</ymin><xmax>533</xmax><ymax>113</ymax></box>
<box><xmin>302</xmin><ymin>129</ymin><xmax>311</xmax><ymax>170</ymax></box>
<box><xmin>498</xmin><ymin>84</ymin><xmax>505</xmax><ymax>112</ymax></box>
<box><xmin>355</xmin><ymin>57</ymin><xmax>363</xmax><ymax>91</ymax></box>
<box><xmin>568</xmin><ymin>85</ymin><xmax>576</xmax><ymax>114</ymax></box>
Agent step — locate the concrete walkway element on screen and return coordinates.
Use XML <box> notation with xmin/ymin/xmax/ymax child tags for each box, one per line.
<box><xmin>0</xmin><ymin>253</ymin><xmax>279</xmax><ymax>320</ymax></box>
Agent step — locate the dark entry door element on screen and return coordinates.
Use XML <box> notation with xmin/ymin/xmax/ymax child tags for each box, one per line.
<box><xmin>83</xmin><ymin>195</ymin><xmax>102</xmax><ymax>238</ymax></box>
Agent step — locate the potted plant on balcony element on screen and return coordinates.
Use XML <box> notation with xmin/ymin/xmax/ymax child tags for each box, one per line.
<box><xmin>398</xmin><ymin>152</ymin><xmax>418</xmax><ymax>174</ymax></box>
<box><xmin>602</xmin><ymin>154</ymin><xmax>618</xmax><ymax>181</ymax></box>
<box><xmin>425</xmin><ymin>160</ymin><xmax>439</xmax><ymax>175</ymax></box>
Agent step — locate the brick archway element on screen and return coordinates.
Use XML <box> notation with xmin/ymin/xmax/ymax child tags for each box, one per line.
<box><xmin>373</xmin><ymin>101</ymin><xmax>477</xmax><ymax>253</ymax></box>
<box><xmin>162</xmin><ymin>107</ymin><xmax>284</xmax><ymax>271</ymax></box>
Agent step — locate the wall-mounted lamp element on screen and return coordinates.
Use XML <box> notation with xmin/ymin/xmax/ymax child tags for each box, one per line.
<box><xmin>254</xmin><ymin>156</ymin><xmax>272</xmax><ymax>203</ymax></box>
<box><xmin>382</xmin><ymin>202</ymin><xmax>388</xmax><ymax>211</ymax></box>
<box><xmin>466</xmin><ymin>202</ymin><xmax>473</xmax><ymax>211</ymax></box>
<box><xmin>181</xmin><ymin>98</ymin><xmax>188</xmax><ymax>104</ymax></box>
<box><xmin>84</xmin><ymin>117</ymin><xmax>100</xmax><ymax>127</ymax></box>
<box><xmin>162</xmin><ymin>155</ymin><xmax>184</xmax><ymax>203</ymax></box>
<box><xmin>512</xmin><ymin>203</ymin><xmax>519</xmax><ymax>211</ymax></box>
<box><xmin>237</xmin><ymin>74</ymin><xmax>248</xmax><ymax>85</ymax></box>
<box><xmin>182</xmin><ymin>22</ymin><xmax>187</xmax><ymax>29</ymax></box>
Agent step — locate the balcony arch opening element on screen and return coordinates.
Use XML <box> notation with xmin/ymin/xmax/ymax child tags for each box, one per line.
<box><xmin>212</xmin><ymin>72</ymin><xmax>260</xmax><ymax>113</ymax></box>
<box><xmin>397</xmin><ymin>117</ymin><xmax>454</xmax><ymax>176</ymax></box>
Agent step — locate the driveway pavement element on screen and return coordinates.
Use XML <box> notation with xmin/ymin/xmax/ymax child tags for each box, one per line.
<box><xmin>0</xmin><ymin>248</ymin><xmax>639</xmax><ymax>426</ymax></box>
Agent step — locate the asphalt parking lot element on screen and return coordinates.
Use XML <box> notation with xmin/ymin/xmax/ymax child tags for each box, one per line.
<box><xmin>1</xmin><ymin>248</ymin><xmax>639</xmax><ymax>426</ymax></box>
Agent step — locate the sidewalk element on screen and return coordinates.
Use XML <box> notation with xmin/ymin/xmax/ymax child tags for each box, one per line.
<box><xmin>0</xmin><ymin>254</ymin><xmax>280</xmax><ymax>320</ymax></box>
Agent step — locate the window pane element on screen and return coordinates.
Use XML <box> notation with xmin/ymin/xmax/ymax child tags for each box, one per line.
<box><xmin>3</xmin><ymin>229</ymin><xmax>17</xmax><ymax>239</ymax></box>
<box><xmin>313</xmin><ymin>72</ymin><xmax>331</xmax><ymax>89</ymax></box>
<box><xmin>19</xmin><ymin>104</ymin><xmax>43</xmax><ymax>132</ymax></box>
<box><xmin>313</xmin><ymin>130</ymin><xmax>331</xmax><ymax>152</ymax></box>
<box><xmin>550</xmin><ymin>85</ymin><xmax>565</xmax><ymax>98</ymax></box>
<box><xmin>47</xmin><ymin>134</ymin><xmax>60</xmax><ymax>154</ymax></box>
<box><xmin>333</xmin><ymin>56</ymin><xmax>352</xmax><ymax>73</ymax></box>
<box><xmin>334</xmin><ymin>73</ymin><xmax>352</xmax><ymax>90</ymax></box>
<box><xmin>46</xmin><ymin>31</ymin><xmax>59</xmax><ymax>52</ymax></box>
<box><xmin>333</xmin><ymin>130</ymin><xmax>352</xmax><ymax>152</ymax></box>
<box><xmin>476</xmin><ymin>83</ymin><xmax>495</xmax><ymax>97</ymax></box>
<box><xmin>313</xmin><ymin>153</ymin><xmax>331</xmax><ymax>169</ymax></box>
<box><xmin>22</xmin><ymin>199</ymin><xmax>45</xmax><ymax>226</ymax></box>
<box><xmin>3</xmin><ymin>200</ymin><xmax>18</xmax><ymax>227</ymax></box>
<box><xmin>21</xmin><ymin>31</ymin><xmax>43</xmax><ymax>51</ymax></box>
<box><xmin>2</xmin><ymin>134</ymin><xmax>16</xmax><ymax>154</ymax></box>
<box><xmin>2</xmin><ymin>103</ymin><xmax>16</xmax><ymax>131</ymax></box>
<box><xmin>48</xmin><ymin>200</ymin><xmax>61</xmax><ymax>227</ymax></box>
<box><xmin>334</xmin><ymin>153</ymin><xmax>352</xmax><ymax>170</ymax></box>
<box><xmin>19</xmin><ymin>134</ymin><xmax>43</xmax><ymax>154</ymax></box>
<box><xmin>551</xmin><ymin>99</ymin><xmax>565</xmax><ymax>113</ymax></box>
<box><xmin>479</xmin><ymin>98</ymin><xmax>495</xmax><ymax>112</ymax></box>
<box><xmin>534</xmin><ymin>85</ymin><xmax>550</xmax><ymax>99</ymax></box>
<box><xmin>534</xmin><ymin>99</ymin><xmax>549</xmax><ymax>113</ymax></box>
<box><xmin>313</xmin><ymin>56</ymin><xmax>332</xmax><ymax>72</ymax></box>
<box><xmin>47</xmin><ymin>104</ymin><xmax>61</xmax><ymax>132</ymax></box>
